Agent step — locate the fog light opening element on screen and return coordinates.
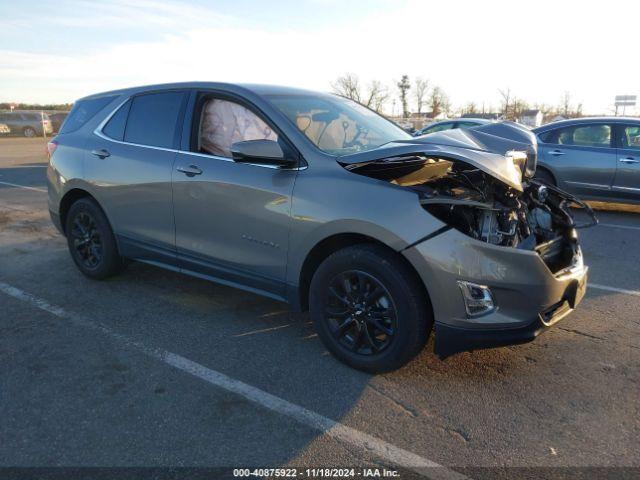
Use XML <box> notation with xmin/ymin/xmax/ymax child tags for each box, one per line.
<box><xmin>457</xmin><ymin>281</ymin><xmax>495</xmax><ymax>317</ymax></box>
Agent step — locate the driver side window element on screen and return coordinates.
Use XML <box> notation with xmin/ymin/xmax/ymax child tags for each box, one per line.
<box><xmin>198</xmin><ymin>98</ymin><xmax>278</xmax><ymax>158</ymax></box>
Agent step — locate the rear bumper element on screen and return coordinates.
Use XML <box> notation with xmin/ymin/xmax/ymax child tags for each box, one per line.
<box><xmin>403</xmin><ymin>228</ymin><xmax>588</xmax><ymax>357</ymax></box>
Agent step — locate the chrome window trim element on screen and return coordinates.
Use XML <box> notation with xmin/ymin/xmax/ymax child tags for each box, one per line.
<box><xmin>93</xmin><ymin>96</ymin><xmax>307</xmax><ymax>171</ymax></box>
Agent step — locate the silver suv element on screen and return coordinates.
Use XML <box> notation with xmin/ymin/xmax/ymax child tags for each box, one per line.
<box><xmin>47</xmin><ymin>83</ymin><xmax>594</xmax><ymax>372</ymax></box>
<box><xmin>0</xmin><ymin>111</ymin><xmax>53</xmax><ymax>137</ymax></box>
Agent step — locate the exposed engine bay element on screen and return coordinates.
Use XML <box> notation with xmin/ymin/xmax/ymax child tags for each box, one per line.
<box><xmin>343</xmin><ymin>154</ymin><xmax>598</xmax><ymax>274</ymax></box>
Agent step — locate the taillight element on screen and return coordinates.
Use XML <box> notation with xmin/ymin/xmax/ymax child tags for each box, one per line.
<box><xmin>47</xmin><ymin>139</ymin><xmax>58</xmax><ymax>160</ymax></box>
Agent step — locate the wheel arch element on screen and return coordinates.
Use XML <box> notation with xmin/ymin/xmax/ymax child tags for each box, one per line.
<box><xmin>59</xmin><ymin>188</ymin><xmax>106</xmax><ymax>235</ymax></box>
<box><xmin>535</xmin><ymin>165</ymin><xmax>557</xmax><ymax>186</ymax></box>
<box><xmin>294</xmin><ymin>232</ymin><xmax>432</xmax><ymax>315</ymax></box>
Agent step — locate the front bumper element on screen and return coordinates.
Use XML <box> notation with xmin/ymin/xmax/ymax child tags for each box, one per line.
<box><xmin>403</xmin><ymin>228</ymin><xmax>588</xmax><ymax>357</ymax></box>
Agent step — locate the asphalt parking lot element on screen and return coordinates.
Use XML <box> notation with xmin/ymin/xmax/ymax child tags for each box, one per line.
<box><xmin>0</xmin><ymin>137</ymin><xmax>638</xmax><ymax>479</ymax></box>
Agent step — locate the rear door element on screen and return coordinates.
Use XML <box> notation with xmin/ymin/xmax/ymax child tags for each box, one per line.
<box><xmin>538</xmin><ymin>122</ymin><xmax>616</xmax><ymax>197</ymax></box>
<box><xmin>613</xmin><ymin>123</ymin><xmax>640</xmax><ymax>200</ymax></box>
<box><xmin>172</xmin><ymin>91</ymin><xmax>299</xmax><ymax>299</ymax></box>
<box><xmin>87</xmin><ymin>90</ymin><xmax>188</xmax><ymax>264</ymax></box>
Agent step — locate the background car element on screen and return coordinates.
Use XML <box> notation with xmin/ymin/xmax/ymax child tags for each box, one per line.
<box><xmin>413</xmin><ymin>117</ymin><xmax>491</xmax><ymax>136</ymax></box>
<box><xmin>533</xmin><ymin>117</ymin><xmax>640</xmax><ymax>204</ymax></box>
<box><xmin>0</xmin><ymin>123</ymin><xmax>9</xmax><ymax>134</ymax></box>
<box><xmin>49</xmin><ymin>112</ymin><xmax>69</xmax><ymax>133</ymax></box>
<box><xmin>0</xmin><ymin>111</ymin><xmax>53</xmax><ymax>137</ymax></box>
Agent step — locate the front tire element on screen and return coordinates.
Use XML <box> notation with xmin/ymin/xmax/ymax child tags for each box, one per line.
<box><xmin>309</xmin><ymin>244</ymin><xmax>432</xmax><ymax>373</ymax></box>
<box><xmin>23</xmin><ymin>127</ymin><xmax>36</xmax><ymax>137</ymax></box>
<box><xmin>65</xmin><ymin>198</ymin><xmax>123</xmax><ymax>279</ymax></box>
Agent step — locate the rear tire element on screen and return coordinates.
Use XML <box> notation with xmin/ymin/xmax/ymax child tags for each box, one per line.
<box><xmin>309</xmin><ymin>244</ymin><xmax>432</xmax><ymax>373</ymax></box>
<box><xmin>534</xmin><ymin>169</ymin><xmax>556</xmax><ymax>186</ymax></box>
<box><xmin>65</xmin><ymin>198</ymin><xmax>123</xmax><ymax>279</ymax></box>
<box><xmin>23</xmin><ymin>127</ymin><xmax>36</xmax><ymax>137</ymax></box>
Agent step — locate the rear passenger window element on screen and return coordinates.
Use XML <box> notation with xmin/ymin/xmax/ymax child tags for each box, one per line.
<box><xmin>124</xmin><ymin>92</ymin><xmax>185</xmax><ymax>148</ymax></box>
<box><xmin>621</xmin><ymin>125</ymin><xmax>640</xmax><ymax>149</ymax></box>
<box><xmin>102</xmin><ymin>100</ymin><xmax>131</xmax><ymax>141</ymax></box>
<box><xmin>60</xmin><ymin>95</ymin><xmax>117</xmax><ymax>134</ymax></box>
<box><xmin>547</xmin><ymin>124</ymin><xmax>611</xmax><ymax>147</ymax></box>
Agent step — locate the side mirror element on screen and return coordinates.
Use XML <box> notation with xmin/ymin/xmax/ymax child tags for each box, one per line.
<box><xmin>230</xmin><ymin>140</ymin><xmax>297</xmax><ymax>168</ymax></box>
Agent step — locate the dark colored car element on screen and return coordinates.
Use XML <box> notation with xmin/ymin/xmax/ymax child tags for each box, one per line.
<box><xmin>414</xmin><ymin>118</ymin><xmax>491</xmax><ymax>136</ymax></box>
<box><xmin>533</xmin><ymin>117</ymin><xmax>640</xmax><ymax>204</ymax></box>
<box><xmin>47</xmin><ymin>83</ymin><xmax>593</xmax><ymax>372</ymax></box>
<box><xmin>0</xmin><ymin>111</ymin><xmax>53</xmax><ymax>137</ymax></box>
<box><xmin>49</xmin><ymin>112</ymin><xmax>69</xmax><ymax>133</ymax></box>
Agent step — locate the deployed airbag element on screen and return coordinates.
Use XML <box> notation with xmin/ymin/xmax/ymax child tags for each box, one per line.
<box><xmin>200</xmin><ymin>99</ymin><xmax>278</xmax><ymax>157</ymax></box>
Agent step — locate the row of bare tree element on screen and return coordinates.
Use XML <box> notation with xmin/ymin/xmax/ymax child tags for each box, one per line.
<box><xmin>496</xmin><ymin>88</ymin><xmax>583</xmax><ymax>121</ymax></box>
<box><xmin>331</xmin><ymin>73</ymin><xmax>450</xmax><ymax>118</ymax></box>
<box><xmin>331</xmin><ymin>74</ymin><xmax>583</xmax><ymax>120</ymax></box>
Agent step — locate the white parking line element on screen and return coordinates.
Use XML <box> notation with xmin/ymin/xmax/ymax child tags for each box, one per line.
<box><xmin>0</xmin><ymin>180</ymin><xmax>46</xmax><ymax>193</ymax></box>
<box><xmin>0</xmin><ymin>281</ymin><xmax>467</xmax><ymax>480</ymax></box>
<box><xmin>588</xmin><ymin>283</ymin><xmax>640</xmax><ymax>297</ymax></box>
<box><xmin>598</xmin><ymin>223</ymin><xmax>640</xmax><ymax>232</ymax></box>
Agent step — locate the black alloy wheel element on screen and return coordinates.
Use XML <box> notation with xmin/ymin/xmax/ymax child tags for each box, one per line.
<box><xmin>65</xmin><ymin>197</ymin><xmax>124</xmax><ymax>279</ymax></box>
<box><xmin>70</xmin><ymin>211</ymin><xmax>103</xmax><ymax>270</ymax></box>
<box><xmin>309</xmin><ymin>244</ymin><xmax>432</xmax><ymax>373</ymax></box>
<box><xmin>325</xmin><ymin>270</ymin><xmax>397</xmax><ymax>355</ymax></box>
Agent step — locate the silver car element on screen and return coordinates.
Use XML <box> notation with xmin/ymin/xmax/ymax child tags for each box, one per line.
<box><xmin>47</xmin><ymin>83</ymin><xmax>593</xmax><ymax>372</ymax></box>
<box><xmin>0</xmin><ymin>111</ymin><xmax>53</xmax><ymax>137</ymax></box>
<box><xmin>534</xmin><ymin>117</ymin><xmax>640</xmax><ymax>204</ymax></box>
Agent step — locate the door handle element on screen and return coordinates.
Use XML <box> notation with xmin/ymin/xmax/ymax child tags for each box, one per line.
<box><xmin>619</xmin><ymin>157</ymin><xmax>640</xmax><ymax>164</ymax></box>
<box><xmin>176</xmin><ymin>164</ymin><xmax>203</xmax><ymax>177</ymax></box>
<box><xmin>91</xmin><ymin>149</ymin><xmax>110</xmax><ymax>159</ymax></box>
<box><xmin>549</xmin><ymin>150</ymin><xmax>565</xmax><ymax>156</ymax></box>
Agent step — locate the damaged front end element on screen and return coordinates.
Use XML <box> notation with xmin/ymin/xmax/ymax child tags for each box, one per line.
<box><xmin>340</xmin><ymin>122</ymin><xmax>597</xmax><ymax>276</ymax></box>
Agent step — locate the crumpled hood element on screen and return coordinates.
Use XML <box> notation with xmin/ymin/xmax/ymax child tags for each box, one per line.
<box><xmin>339</xmin><ymin>121</ymin><xmax>537</xmax><ymax>191</ymax></box>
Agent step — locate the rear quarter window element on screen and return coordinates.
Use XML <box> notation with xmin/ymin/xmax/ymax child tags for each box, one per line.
<box><xmin>60</xmin><ymin>95</ymin><xmax>117</xmax><ymax>134</ymax></box>
<box><xmin>102</xmin><ymin>99</ymin><xmax>132</xmax><ymax>141</ymax></box>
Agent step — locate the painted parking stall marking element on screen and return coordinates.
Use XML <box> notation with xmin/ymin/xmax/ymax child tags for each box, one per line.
<box><xmin>588</xmin><ymin>283</ymin><xmax>640</xmax><ymax>297</ymax></box>
<box><xmin>0</xmin><ymin>280</ymin><xmax>468</xmax><ymax>480</ymax></box>
<box><xmin>597</xmin><ymin>223</ymin><xmax>640</xmax><ymax>232</ymax></box>
<box><xmin>0</xmin><ymin>180</ymin><xmax>46</xmax><ymax>193</ymax></box>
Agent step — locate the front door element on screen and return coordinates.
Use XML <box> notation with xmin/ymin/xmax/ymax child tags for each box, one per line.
<box><xmin>172</xmin><ymin>93</ymin><xmax>299</xmax><ymax>300</ymax></box>
<box><xmin>613</xmin><ymin>123</ymin><xmax>640</xmax><ymax>201</ymax></box>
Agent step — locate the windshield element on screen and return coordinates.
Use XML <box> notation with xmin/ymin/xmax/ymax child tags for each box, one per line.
<box><xmin>267</xmin><ymin>94</ymin><xmax>411</xmax><ymax>155</ymax></box>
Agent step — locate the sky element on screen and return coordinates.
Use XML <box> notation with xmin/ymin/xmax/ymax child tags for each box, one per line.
<box><xmin>1</xmin><ymin>0</ymin><xmax>639</xmax><ymax>115</ymax></box>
